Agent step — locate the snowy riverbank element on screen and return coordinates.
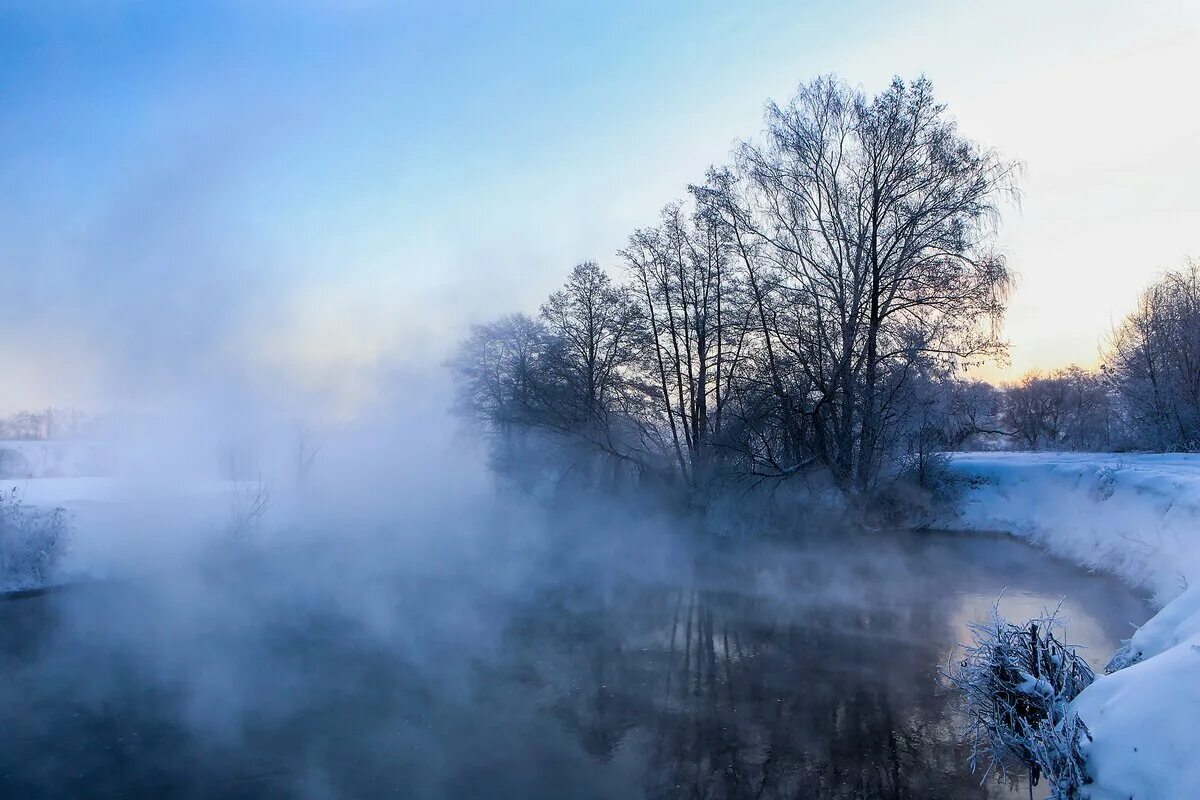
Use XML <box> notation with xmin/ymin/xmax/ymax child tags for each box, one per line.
<box><xmin>0</xmin><ymin>476</ymin><xmax>257</xmax><ymax>594</ymax></box>
<box><xmin>945</xmin><ymin>452</ymin><xmax>1200</xmax><ymax>798</ymax></box>
<box><xmin>6</xmin><ymin>452</ymin><xmax>1197</xmax><ymax>795</ymax></box>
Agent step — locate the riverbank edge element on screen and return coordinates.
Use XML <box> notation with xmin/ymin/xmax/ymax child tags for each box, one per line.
<box><xmin>940</xmin><ymin>452</ymin><xmax>1200</xmax><ymax>799</ymax></box>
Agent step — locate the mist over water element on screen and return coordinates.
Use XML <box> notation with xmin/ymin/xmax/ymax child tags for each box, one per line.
<box><xmin>0</xmin><ymin>412</ymin><xmax>1150</xmax><ymax>800</ymax></box>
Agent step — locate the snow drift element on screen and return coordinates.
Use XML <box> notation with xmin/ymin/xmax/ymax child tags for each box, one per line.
<box><xmin>945</xmin><ymin>452</ymin><xmax>1200</xmax><ymax>798</ymax></box>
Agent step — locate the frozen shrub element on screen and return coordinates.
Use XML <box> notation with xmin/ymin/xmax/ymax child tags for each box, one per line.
<box><xmin>1102</xmin><ymin>640</ymin><xmax>1141</xmax><ymax>674</ymax></box>
<box><xmin>946</xmin><ymin>607</ymin><xmax>1095</xmax><ymax>798</ymax></box>
<box><xmin>0</xmin><ymin>486</ymin><xmax>69</xmax><ymax>590</ymax></box>
<box><xmin>871</xmin><ymin>450</ymin><xmax>965</xmax><ymax>528</ymax></box>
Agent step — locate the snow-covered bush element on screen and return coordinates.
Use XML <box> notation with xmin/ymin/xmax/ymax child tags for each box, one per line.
<box><xmin>871</xmin><ymin>450</ymin><xmax>966</xmax><ymax>528</ymax></box>
<box><xmin>0</xmin><ymin>486</ymin><xmax>69</xmax><ymax>590</ymax></box>
<box><xmin>946</xmin><ymin>607</ymin><xmax>1095</xmax><ymax>798</ymax></box>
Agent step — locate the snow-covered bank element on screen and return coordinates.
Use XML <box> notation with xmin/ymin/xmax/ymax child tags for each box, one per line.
<box><xmin>945</xmin><ymin>452</ymin><xmax>1200</xmax><ymax>798</ymax></box>
<box><xmin>0</xmin><ymin>439</ymin><xmax>109</xmax><ymax>479</ymax></box>
<box><xmin>0</xmin><ymin>476</ymin><xmax>258</xmax><ymax>593</ymax></box>
<box><xmin>947</xmin><ymin>452</ymin><xmax>1200</xmax><ymax>602</ymax></box>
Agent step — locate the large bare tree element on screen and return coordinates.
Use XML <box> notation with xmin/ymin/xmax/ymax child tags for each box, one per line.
<box><xmin>696</xmin><ymin>75</ymin><xmax>1016</xmax><ymax>490</ymax></box>
<box><xmin>455</xmin><ymin>75</ymin><xmax>1019</xmax><ymax>497</ymax></box>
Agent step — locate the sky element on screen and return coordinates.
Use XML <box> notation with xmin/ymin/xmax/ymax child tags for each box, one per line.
<box><xmin>1</xmin><ymin>0</ymin><xmax>1198</xmax><ymax>416</ymax></box>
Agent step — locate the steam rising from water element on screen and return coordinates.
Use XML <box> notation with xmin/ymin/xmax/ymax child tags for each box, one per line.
<box><xmin>1</xmin><ymin>484</ymin><xmax>1148</xmax><ymax>799</ymax></box>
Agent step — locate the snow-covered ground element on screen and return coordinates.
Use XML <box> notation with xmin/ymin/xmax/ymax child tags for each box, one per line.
<box><xmin>1</xmin><ymin>475</ymin><xmax>260</xmax><ymax>592</ymax></box>
<box><xmin>0</xmin><ymin>439</ymin><xmax>110</xmax><ymax>479</ymax></box>
<box><xmin>945</xmin><ymin>452</ymin><xmax>1200</xmax><ymax>799</ymax></box>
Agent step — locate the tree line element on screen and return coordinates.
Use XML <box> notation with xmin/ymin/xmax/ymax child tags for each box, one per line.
<box><xmin>453</xmin><ymin>73</ymin><xmax>1198</xmax><ymax>500</ymax></box>
<box><xmin>0</xmin><ymin>408</ymin><xmax>91</xmax><ymax>441</ymax></box>
<box><xmin>454</xmin><ymin>75</ymin><xmax>1017</xmax><ymax>499</ymax></box>
<box><xmin>983</xmin><ymin>258</ymin><xmax>1200</xmax><ymax>452</ymax></box>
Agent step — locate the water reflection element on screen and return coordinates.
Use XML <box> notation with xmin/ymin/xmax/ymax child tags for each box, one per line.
<box><xmin>0</xmin><ymin>529</ymin><xmax>1149</xmax><ymax>799</ymax></box>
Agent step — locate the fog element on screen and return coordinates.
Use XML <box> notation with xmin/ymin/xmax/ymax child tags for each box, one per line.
<box><xmin>0</xmin><ymin>389</ymin><xmax>1151</xmax><ymax>797</ymax></box>
<box><xmin>0</xmin><ymin>389</ymin><xmax>694</xmax><ymax>796</ymax></box>
<box><xmin>1</xmin><ymin>494</ymin><xmax>1150</xmax><ymax>798</ymax></box>
<box><xmin>3</xmin><ymin>4</ymin><xmax>1185</xmax><ymax>796</ymax></box>
<box><xmin>0</xmin><ymin>239</ymin><xmax>1154</xmax><ymax>798</ymax></box>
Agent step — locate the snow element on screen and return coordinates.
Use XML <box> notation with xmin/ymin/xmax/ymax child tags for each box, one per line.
<box><xmin>1072</xmin><ymin>586</ymin><xmax>1200</xmax><ymax>799</ymax></box>
<box><xmin>0</xmin><ymin>439</ymin><xmax>109</xmax><ymax>479</ymax></box>
<box><xmin>1</xmin><ymin>475</ymin><xmax>254</xmax><ymax>592</ymax></box>
<box><xmin>945</xmin><ymin>452</ymin><xmax>1200</xmax><ymax>798</ymax></box>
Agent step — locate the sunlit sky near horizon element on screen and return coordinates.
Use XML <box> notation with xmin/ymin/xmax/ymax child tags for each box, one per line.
<box><xmin>2</xmin><ymin>0</ymin><xmax>1198</xmax><ymax>416</ymax></box>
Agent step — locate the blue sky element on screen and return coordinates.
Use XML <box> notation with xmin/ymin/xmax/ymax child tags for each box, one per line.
<box><xmin>2</xmin><ymin>1</ymin><xmax>1198</xmax><ymax>414</ymax></box>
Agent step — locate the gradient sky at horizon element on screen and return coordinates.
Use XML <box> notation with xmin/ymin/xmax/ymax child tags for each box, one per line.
<box><xmin>2</xmin><ymin>0</ymin><xmax>1198</xmax><ymax>416</ymax></box>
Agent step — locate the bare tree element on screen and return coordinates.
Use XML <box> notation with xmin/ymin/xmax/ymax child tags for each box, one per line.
<box><xmin>454</xmin><ymin>75</ymin><xmax>1019</xmax><ymax>501</ymax></box>
<box><xmin>938</xmin><ymin>379</ymin><xmax>1006</xmax><ymax>450</ymax></box>
<box><xmin>696</xmin><ymin>75</ymin><xmax>1016</xmax><ymax>490</ymax></box>
<box><xmin>622</xmin><ymin>202</ymin><xmax>751</xmax><ymax>486</ymax></box>
<box><xmin>294</xmin><ymin>423</ymin><xmax>325</xmax><ymax>488</ymax></box>
<box><xmin>1000</xmin><ymin>368</ymin><xmax>1115</xmax><ymax>451</ymax></box>
<box><xmin>7</xmin><ymin>412</ymin><xmax>43</xmax><ymax>440</ymax></box>
<box><xmin>228</xmin><ymin>471</ymin><xmax>273</xmax><ymax>541</ymax></box>
<box><xmin>1002</xmin><ymin>373</ymin><xmax>1062</xmax><ymax>450</ymax></box>
<box><xmin>453</xmin><ymin>313</ymin><xmax>549</xmax><ymax>432</ymax></box>
<box><xmin>1104</xmin><ymin>259</ymin><xmax>1200</xmax><ymax>450</ymax></box>
<box><xmin>539</xmin><ymin>262</ymin><xmax>644</xmax><ymax>426</ymax></box>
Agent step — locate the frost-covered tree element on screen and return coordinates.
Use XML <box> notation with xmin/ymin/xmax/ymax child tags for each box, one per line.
<box><xmin>1104</xmin><ymin>259</ymin><xmax>1200</xmax><ymax>450</ymax></box>
<box><xmin>0</xmin><ymin>488</ymin><xmax>69</xmax><ymax>590</ymax></box>
<box><xmin>1000</xmin><ymin>369</ymin><xmax>1115</xmax><ymax>451</ymax></box>
<box><xmin>947</xmin><ymin>608</ymin><xmax>1095</xmax><ymax>798</ymax></box>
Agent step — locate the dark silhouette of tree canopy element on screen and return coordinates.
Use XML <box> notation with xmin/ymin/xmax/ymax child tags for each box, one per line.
<box><xmin>454</xmin><ymin>75</ymin><xmax>1019</xmax><ymax>496</ymax></box>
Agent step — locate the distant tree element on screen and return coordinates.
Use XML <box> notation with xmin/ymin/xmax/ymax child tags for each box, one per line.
<box><xmin>453</xmin><ymin>313</ymin><xmax>549</xmax><ymax>433</ymax></box>
<box><xmin>1000</xmin><ymin>368</ymin><xmax>1115</xmax><ymax>451</ymax></box>
<box><xmin>939</xmin><ymin>379</ymin><xmax>1006</xmax><ymax>449</ymax></box>
<box><xmin>1104</xmin><ymin>259</ymin><xmax>1200</xmax><ymax>450</ymax></box>
<box><xmin>1002</xmin><ymin>373</ymin><xmax>1061</xmax><ymax>450</ymax></box>
<box><xmin>1055</xmin><ymin>366</ymin><xmax>1116</xmax><ymax>449</ymax></box>
<box><xmin>8</xmin><ymin>412</ymin><xmax>43</xmax><ymax>440</ymax></box>
<box><xmin>456</xmin><ymin>265</ymin><xmax>672</xmax><ymax>481</ymax></box>
<box><xmin>539</xmin><ymin>262</ymin><xmax>644</xmax><ymax>427</ymax></box>
<box><xmin>896</xmin><ymin>376</ymin><xmax>1006</xmax><ymax>469</ymax></box>
<box><xmin>294</xmin><ymin>423</ymin><xmax>325</xmax><ymax>489</ymax></box>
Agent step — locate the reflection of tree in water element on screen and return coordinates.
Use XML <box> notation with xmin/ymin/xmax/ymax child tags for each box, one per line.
<box><xmin>4</xmin><ymin>530</ymin><xmax>1127</xmax><ymax>799</ymax></box>
<box><xmin>642</xmin><ymin>587</ymin><xmax>993</xmax><ymax>799</ymax></box>
<box><xmin>502</xmin><ymin>549</ymin><xmax>1019</xmax><ymax>800</ymax></box>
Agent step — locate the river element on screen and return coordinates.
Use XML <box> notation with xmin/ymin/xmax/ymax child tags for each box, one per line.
<box><xmin>0</xmin><ymin>526</ymin><xmax>1151</xmax><ymax>799</ymax></box>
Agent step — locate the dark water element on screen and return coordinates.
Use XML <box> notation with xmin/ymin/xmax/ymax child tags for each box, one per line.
<box><xmin>0</xmin><ymin>528</ymin><xmax>1150</xmax><ymax>799</ymax></box>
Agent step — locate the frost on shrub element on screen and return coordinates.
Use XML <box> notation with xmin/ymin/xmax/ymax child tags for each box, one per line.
<box><xmin>1102</xmin><ymin>640</ymin><xmax>1141</xmax><ymax>674</ymax></box>
<box><xmin>0</xmin><ymin>486</ymin><xmax>70</xmax><ymax>590</ymax></box>
<box><xmin>872</xmin><ymin>450</ymin><xmax>965</xmax><ymax>528</ymax></box>
<box><xmin>945</xmin><ymin>606</ymin><xmax>1096</xmax><ymax>799</ymax></box>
